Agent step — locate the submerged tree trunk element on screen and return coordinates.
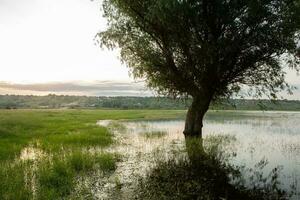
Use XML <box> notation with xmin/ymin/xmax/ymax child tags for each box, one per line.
<box><xmin>183</xmin><ymin>96</ymin><xmax>210</xmax><ymax>139</ymax></box>
<box><xmin>183</xmin><ymin>95</ymin><xmax>211</xmax><ymax>161</ymax></box>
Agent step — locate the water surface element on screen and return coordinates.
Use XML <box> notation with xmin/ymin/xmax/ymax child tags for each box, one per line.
<box><xmin>97</xmin><ymin>111</ymin><xmax>300</xmax><ymax>199</ymax></box>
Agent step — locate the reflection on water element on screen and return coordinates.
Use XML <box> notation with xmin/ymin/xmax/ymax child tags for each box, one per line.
<box><xmin>95</xmin><ymin>120</ymin><xmax>186</xmax><ymax>199</ymax></box>
<box><xmin>97</xmin><ymin>111</ymin><xmax>300</xmax><ymax>199</ymax></box>
<box><xmin>205</xmin><ymin>111</ymin><xmax>300</xmax><ymax>191</ymax></box>
<box><xmin>207</xmin><ymin>111</ymin><xmax>300</xmax><ymax>198</ymax></box>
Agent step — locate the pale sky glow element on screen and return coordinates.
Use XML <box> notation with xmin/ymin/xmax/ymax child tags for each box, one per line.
<box><xmin>0</xmin><ymin>0</ymin><xmax>129</xmax><ymax>83</ymax></box>
<box><xmin>0</xmin><ymin>0</ymin><xmax>299</xmax><ymax>98</ymax></box>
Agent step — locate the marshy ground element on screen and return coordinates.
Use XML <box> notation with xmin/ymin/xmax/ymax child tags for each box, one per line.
<box><xmin>0</xmin><ymin>109</ymin><xmax>299</xmax><ymax>199</ymax></box>
<box><xmin>0</xmin><ymin>109</ymin><xmax>184</xmax><ymax>199</ymax></box>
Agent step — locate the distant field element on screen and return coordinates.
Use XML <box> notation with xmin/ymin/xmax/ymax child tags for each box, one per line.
<box><xmin>0</xmin><ymin>109</ymin><xmax>185</xmax><ymax>199</ymax></box>
<box><xmin>1</xmin><ymin>95</ymin><xmax>300</xmax><ymax>110</ymax></box>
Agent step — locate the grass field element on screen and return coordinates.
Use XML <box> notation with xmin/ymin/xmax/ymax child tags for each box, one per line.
<box><xmin>0</xmin><ymin>109</ymin><xmax>185</xmax><ymax>199</ymax></box>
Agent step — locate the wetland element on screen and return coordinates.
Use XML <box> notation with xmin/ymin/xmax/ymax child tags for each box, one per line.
<box><xmin>0</xmin><ymin>110</ymin><xmax>299</xmax><ymax>199</ymax></box>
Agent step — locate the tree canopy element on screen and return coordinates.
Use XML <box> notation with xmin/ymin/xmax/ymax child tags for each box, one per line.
<box><xmin>99</xmin><ymin>0</ymin><xmax>300</xmax><ymax>99</ymax></box>
<box><xmin>98</xmin><ymin>0</ymin><xmax>300</xmax><ymax>137</ymax></box>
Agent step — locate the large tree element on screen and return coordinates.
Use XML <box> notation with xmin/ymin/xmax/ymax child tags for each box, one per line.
<box><xmin>98</xmin><ymin>0</ymin><xmax>300</xmax><ymax>138</ymax></box>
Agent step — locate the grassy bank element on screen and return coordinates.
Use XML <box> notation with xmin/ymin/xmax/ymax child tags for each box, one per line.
<box><xmin>0</xmin><ymin>109</ymin><xmax>184</xmax><ymax>199</ymax></box>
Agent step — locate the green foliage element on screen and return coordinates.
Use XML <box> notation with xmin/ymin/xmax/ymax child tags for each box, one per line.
<box><xmin>99</xmin><ymin>0</ymin><xmax>300</xmax><ymax>100</ymax></box>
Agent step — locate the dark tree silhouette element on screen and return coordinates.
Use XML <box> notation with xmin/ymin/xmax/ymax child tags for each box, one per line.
<box><xmin>98</xmin><ymin>0</ymin><xmax>300</xmax><ymax>139</ymax></box>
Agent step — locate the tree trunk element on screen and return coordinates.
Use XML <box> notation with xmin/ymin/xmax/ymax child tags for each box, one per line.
<box><xmin>183</xmin><ymin>95</ymin><xmax>211</xmax><ymax>161</ymax></box>
<box><xmin>183</xmin><ymin>96</ymin><xmax>210</xmax><ymax>139</ymax></box>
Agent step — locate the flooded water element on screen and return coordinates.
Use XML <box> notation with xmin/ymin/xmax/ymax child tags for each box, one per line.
<box><xmin>204</xmin><ymin>111</ymin><xmax>300</xmax><ymax>185</ymax></box>
<box><xmin>97</xmin><ymin>111</ymin><xmax>300</xmax><ymax>199</ymax></box>
<box><xmin>94</xmin><ymin>120</ymin><xmax>185</xmax><ymax>199</ymax></box>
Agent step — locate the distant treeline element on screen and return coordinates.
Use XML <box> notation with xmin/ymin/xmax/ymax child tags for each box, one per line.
<box><xmin>0</xmin><ymin>94</ymin><xmax>300</xmax><ymax>111</ymax></box>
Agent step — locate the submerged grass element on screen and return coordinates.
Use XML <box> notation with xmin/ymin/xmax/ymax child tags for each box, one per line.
<box><xmin>0</xmin><ymin>151</ymin><xmax>118</xmax><ymax>200</ymax></box>
<box><xmin>0</xmin><ymin>109</ymin><xmax>184</xmax><ymax>199</ymax></box>
<box><xmin>134</xmin><ymin>136</ymin><xmax>291</xmax><ymax>200</ymax></box>
<box><xmin>36</xmin><ymin>151</ymin><xmax>117</xmax><ymax>200</ymax></box>
<box><xmin>143</xmin><ymin>131</ymin><xmax>167</xmax><ymax>139</ymax></box>
<box><xmin>41</xmin><ymin>126</ymin><xmax>114</xmax><ymax>151</ymax></box>
<box><xmin>68</xmin><ymin>151</ymin><xmax>117</xmax><ymax>173</ymax></box>
<box><xmin>2</xmin><ymin>110</ymin><xmax>290</xmax><ymax>199</ymax></box>
<box><xmin>0</xmin><ymin>109</ymin><xmax>184</xmax><ymax>160</ymax></box>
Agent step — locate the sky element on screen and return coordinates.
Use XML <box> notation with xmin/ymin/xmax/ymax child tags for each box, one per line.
<box><xmin>0</xmin><ymin>0</ymin><xmax>299</xmax><ymax>98</ymax></box>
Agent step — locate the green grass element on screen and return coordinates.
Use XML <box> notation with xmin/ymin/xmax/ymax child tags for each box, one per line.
<box><xmin>68</xmin><ymin>151</ymin><xmax>117</xmax><ymax>173</ymax></box>
<box><xmin>0</xmin><ymin>161</ymin><xmax>33</xmax><ymax>200</ymax></box>
<box><xmin>36</xmin><ymin>151</ymin><xmax>117</xmax><ymax>199</ymax></box>
<box><xmin>0</xmin><ymin>109</ymin><xmax>185</xmax><ymax>160</ymax></box>
<box><xmin>143</xmin><ymin>131</ymin><xmax>167</xmax><ymax>139</ymax></box>
<box><xmin>0</xmin><ymin>109</ymin><xmax>184</xmax><ymax>199</ymax></box>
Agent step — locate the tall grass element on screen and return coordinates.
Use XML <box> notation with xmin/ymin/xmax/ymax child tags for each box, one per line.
<box><xmin>0</xmin><ymin>151</ymin><xmax>117</xmax><ymax>200</ymax></box>
<box><xmin>36</xmin><ymin>151</ymin><xmax>117</xmax><ymax>199</ymax></box>
<box><xmin>0</xmin><ymin>161</ymin><xmax>33</xmax><ymax>200</ymax></box>
<box><xmin>143</xmin><ymin>131</ymin><xmax>167</xmax><ymax>139</ymax></box>
<box><xmin>0</xmin><ymin>109</ymin><xmax>184</xmax><ymax>160</ymax></box>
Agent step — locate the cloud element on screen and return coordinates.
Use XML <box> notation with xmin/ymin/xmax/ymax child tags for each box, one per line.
<box><xmin>0</xmin><ymin>81</ymin><xmax>153</xmax><ymax>96</ymax></box>
<box><xmin>287</xmin><ymin>84</ymin><xmax>300</xmax><ymax>100</ymax></box>
<box><xmin>0</xmin><ymin>81</ymin><xmax>299</xmax><ymax>99</ymax></box>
